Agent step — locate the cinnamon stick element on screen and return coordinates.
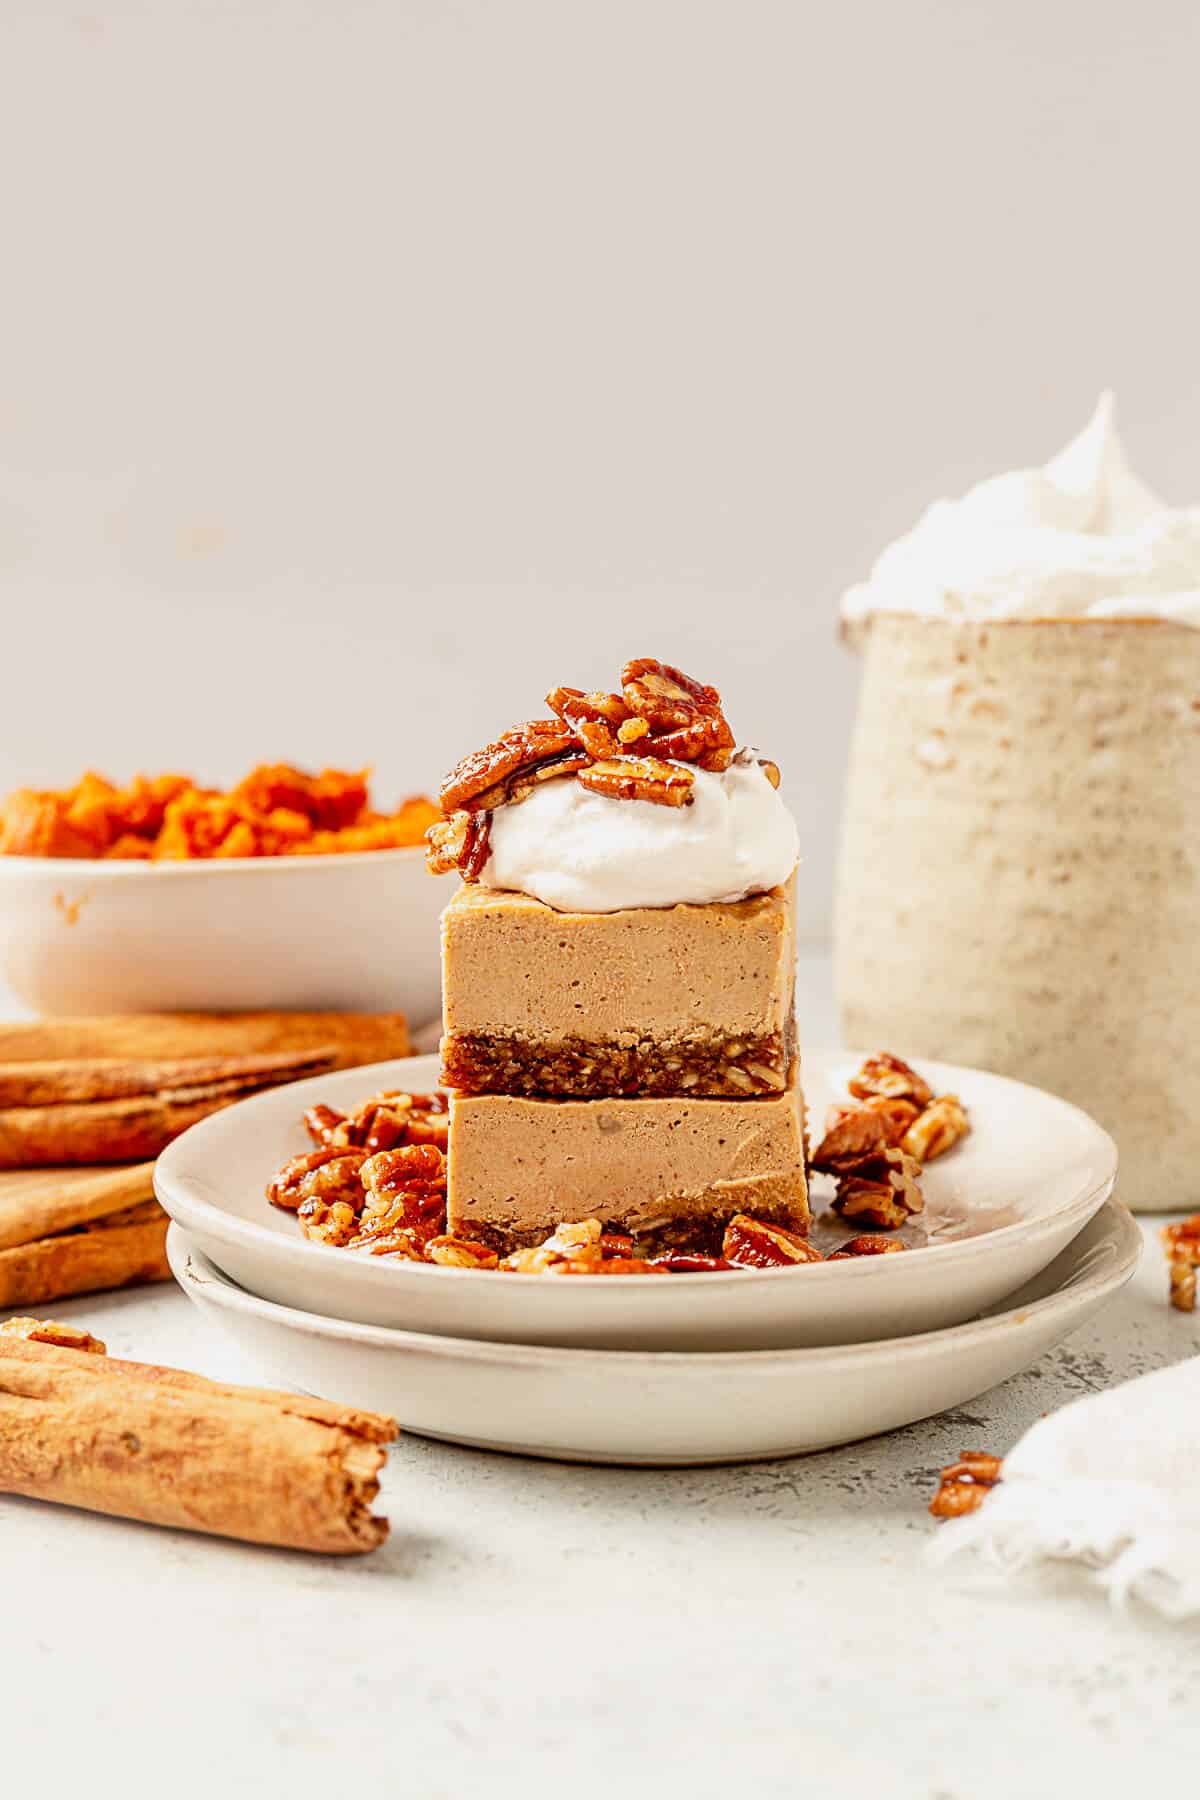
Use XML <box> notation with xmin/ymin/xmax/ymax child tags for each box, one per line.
<box><xmin>0</xmin><ymin>1066</ymin><xmax>333</xmax><ymax>1167</ymax></box>
<box><xmin>0</xmin><ymin>1012</ymin><xmax>411</xmax><ymax>1067</ymax></box>
<box><xmin>0</xmin><ymin>1201</ymin><xmax>170</xmax><ymax>1308</ymax></box>
<box><xmin>0</xmin><ymin>1333</ymin><xmax>397</xmax><ymax>1552</ymax></box>
<box><xmin>0</xmin><ymin>1162</ymin><xmax>156</xmax><ymax>1251</ymax></box>
<box><xmin>0</xmin><ymin>1048</ymin><xmax>338</xmax><ymax>1107</ymax></box>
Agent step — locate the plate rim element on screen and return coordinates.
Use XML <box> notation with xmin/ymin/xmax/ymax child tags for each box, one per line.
<box><xmin>167</xmin><ymin>1195</ymin><xmax>1140</xmax><ymax>1368</ymax></box>
<box><xmin>154</xmin><ymin>1047</ymin><xmax>1120</xmax><ymax>1290</ymax></box>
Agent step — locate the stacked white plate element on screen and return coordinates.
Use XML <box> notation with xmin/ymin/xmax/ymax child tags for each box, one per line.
<box><xmin>155</xmin><ymin>1049</ymin><xmax>1136</xmax><ymax>1465</ymax></box>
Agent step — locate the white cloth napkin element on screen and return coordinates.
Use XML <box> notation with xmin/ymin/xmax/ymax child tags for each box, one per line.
<box><xmin>928</xmin><ymin>1356</ymin><xmax>1200</xmax><ymax>1619</ymax></box>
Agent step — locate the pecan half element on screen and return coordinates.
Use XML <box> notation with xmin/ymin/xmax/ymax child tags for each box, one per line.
<box><xmin>848</xmin><ymin>1053</ymin><xmax>934</xmax><ymax>1110</ymax></box>
<box><xmin>827</xmin><ymin>1235</ymin><xmax>910</xmax><ymax>1259</ymax></box>
<box><xmin>440</xmin><ymin>720</ymin><xmax>584</xmax><ymax>813</ymax></box>
<box><xmin>426</xmin><ymin>810</ymin><xmax>471</xmax><ymax>875</ymax></box>
<box><xmin>266</xmin><ymin>1147</ymin><xmax>367</xmax><ymax>1213</ymax></box>
<box><xmin>652</xmin><ymin>1251</ymin><xmax>735</xmax><ymax>1272</ymax></box>
<box><xmin>929</xmin><ymin>1451</ymin><xmax>1003</xmax><ymax>1519</ymax></box>
<box><xmin>901</xmin><ymin>1094</ymin><xmax>970</xmax><ymax>1163</ymax></box>
<box><xmin>620</xmin><ymin>658</ymin><xmax>734</xmax><ymax>770</ymax></box>
<box><xmin>578</xmin><ymin>756</ymin><xmax>695</xmax><ymax>808</ymax></box>
<box><xmin>298</xmin><ymin>1194</ymin><xmax>362</xmax><ymax>1246</ymax></box>
<box><xmin>621</xmin><ymin>658</ymin><xmax>722</xmax><ymax>729</ymax></box>
<box><xmin>722</xmin><ymin>1214</ymin><xmax>823</xmax><ymax>1269</ymax></box>
<box><xmin>831</xmin><ymin>1148</ymin><xmax>924</xmax><ymax>1230</ymax></box>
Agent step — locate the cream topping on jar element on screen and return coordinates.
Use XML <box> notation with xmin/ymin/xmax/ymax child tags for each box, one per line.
<box><xmin>842</xmin><ymin>394</ymin><xmax>1200</xmax><ymax>630</ymax></box>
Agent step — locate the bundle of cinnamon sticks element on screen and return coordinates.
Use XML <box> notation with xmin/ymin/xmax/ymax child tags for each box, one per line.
<box><xmin>0</xmin><ymin>1319</ymin><xmax>397</xmax><ymax>1552</ymax></box>
<box><xmin>0</xmin><ymin>1011</ymin><xmax>410</xmax><ymax>1309</ymax></box>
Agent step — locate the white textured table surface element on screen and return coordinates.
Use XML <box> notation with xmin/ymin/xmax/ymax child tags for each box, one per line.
<box><xmin>3</xmin><ymin>957</ymin><xmax>1198</xmax><ymax>1798</ymax></box>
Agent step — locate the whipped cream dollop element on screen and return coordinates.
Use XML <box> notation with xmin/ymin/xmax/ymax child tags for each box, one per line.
<box><xmin>482</xmin><ymin>757</ymin><xmax>799</xmax><ymax>913</ymax></box>
<box><xmin>842</xmin><ymin>394</ymin><xmax>1200</xmax><ymax>629</ymax></box>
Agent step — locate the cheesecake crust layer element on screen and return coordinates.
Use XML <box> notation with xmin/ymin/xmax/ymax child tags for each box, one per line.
<box><xmin>446</xmin><ymin>1078</ymin><xmax>809</xmax><ymax>1250</ymax></box>
<box><xmin>441</xmin><ymin>1021</ymin><xmax>794</xmax><ymax>1099</ymax></box>
<box><xmin>441</xmin><ymin>878</ymin><xmax>796</xmax><ymax>1099</ymax></box>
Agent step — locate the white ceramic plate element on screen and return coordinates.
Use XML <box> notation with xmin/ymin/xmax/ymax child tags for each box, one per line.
<box><xmin>155</xmin><ymin>1049</ymin><xmax>1119</xmax><ymax>1351</ymax></box>
<box><xmin>0</xmin><ymin>850</ymin><xmax>450</xmax><ymax>1022</ymax></box>
<box><xmin>167</xmin><ymin>1199</ymin><xmax>1139</xmax><ymax>1465</ymax></box>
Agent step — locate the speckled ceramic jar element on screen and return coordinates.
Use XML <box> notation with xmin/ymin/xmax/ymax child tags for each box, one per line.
<box><xmin>834</xmin><ymin>616</ymin><xmax>1200</xmax><ymax>1210</ymax></box>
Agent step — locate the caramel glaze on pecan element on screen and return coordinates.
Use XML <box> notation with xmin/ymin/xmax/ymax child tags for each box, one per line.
<box><xmin>440</xmin><ymin>720</ymin><xmax>583</xmax><ymax>814</ymax></box>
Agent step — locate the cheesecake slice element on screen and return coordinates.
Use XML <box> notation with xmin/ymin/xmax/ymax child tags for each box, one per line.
<box><xmin>446</xmin><ymin>1075</ymin><xmax>809</xmax><ymax>1252</ymax></box>
<box><xmin>441</xmin><ymin>876</ymin><xmax>796</xmax><ymax>1099</ymax></box>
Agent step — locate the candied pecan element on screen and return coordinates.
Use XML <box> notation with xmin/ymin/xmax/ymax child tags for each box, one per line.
<box><xmin>902</xmin><ymin>1094</ymin><xmax>970</xmax><ymax>1163</ymax></box>
<box><xmin>621</xmin><ymin>658</ymin><xmax>722</xmax><ymax>729</ymax></box>
<box><xmin>361</xmin><ymin>1143</ymin><xmax>447</xmax><ymax>1199</ymax></box>
<box><xmin>460</xmin><ymin>811</ymin><xmax>492</xmax><ymax>881</ymax></box>
<box><xmin>553</xmin><ymin>1258</ymin><xmax>668</xmax><ymax>1275</ymax></box>
<box><xmin>298</xmin><ymin>1194</ymin><xmax>361</xmax><ymax>1246</ymax></box>
<box><xmin>304</xmin><ymin>1103</ymin><xmax>348</xmax><ymax>1148</ymax></box>
<box><xmin>644</xmin><ymin>712</ymin><xmax>735</xmax><ymax>771</ymax></box>
<box><xmin>546</xmin><ymin>687</ymin><xmax>633</xmax><ymax>761</ymax></box>
<box><xmin>0</xmin><ymin>1317</ymin><xmax>107</xmax><ymax>1353</ymax></box>
<box><xmin>652</xmin><ymin>1251</ymin><xmax>735</xmax><ymax>1272</ymax></box>
<box><xmin>810</xmin><ymin>1106</ymin><xmax>889</xmax><ymax>1173</ymax></box>
<box><xmin>426</xmin><ymin>810</ymin><xmax>471</xmax><ymax>875</ymax></box>
<box><xmin>617</xmin><ymin>717</ymin><xmax>650</xmax><ymax>746</ymax></box>
<box><xmin>1161</xmin><ymin>1214</ymin><xmax>1200</xmax><ymax>1313</ymax></box>
<box><xmin>831</xmin><ymin>1148</ymin><xmax>924</xmax><ymax>1231</ymax></box>
<box><xmin>427</xmin><ymin>1235</ymin><xmax>500</xmax><ymax>1269</ymax></box>
<box><xmin>848</xmin><ymin>1053</ymin><xmax>934</xmax><ymax>1110</ymax></box>
<box><xmin>439</xmin><ymin>720</ymin><xmax>584</xmax><ymax>813</ymax></box>
<box><xmin>827</xmin><ymin>1235</ymin><xmax>910</xmax><ymax>1259</ymax></box>
<box><xmin>722</xmin><ymin>1214</ymin><xmax>823</xmax><ymax>1269</ymax></box>
<box><xmin>350</xmin><ymin>1227</ymin><xmax>431</xmax><ymax>1260</ymax></box>
<box><xmin>266</xmin><ymin>1147</ymin><xmax>367</xmax><ymax>1213</ymax></box>
<box><xmin>498</xmin><ymin>1218</ymin><xmax>608</xmax><ymax>1273</ymax></box>
<box><xmin>929</xmin><ymin>1451</ymin><xmax>1003</xmax><ymax>1519</ymax></box>
<box><xmin>578</xmin><ymin>756</ymin><xmax>695</xmax><ymax>808</ymax></box>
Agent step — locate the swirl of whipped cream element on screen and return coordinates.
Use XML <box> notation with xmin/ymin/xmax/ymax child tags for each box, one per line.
<box><xmin>842</xmin><ymin>394</ymin><xmax>1200</xmax><ymax>630</ymax></box>
<box><xmin>482</xmin><ymin>756</ymin><xmax>799</xmax><ymax>912</ymax></box>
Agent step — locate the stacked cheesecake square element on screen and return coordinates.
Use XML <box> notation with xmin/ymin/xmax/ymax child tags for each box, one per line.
<box><xmin>428</xmin><ymin>659</ymin><xmax>809</xmax><ymax>1256</ymax></box>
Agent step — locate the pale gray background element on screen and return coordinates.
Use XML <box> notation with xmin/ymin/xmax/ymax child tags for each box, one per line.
<box><xmin>3</xmin><ymin>0</ymin><xmax>1198</xmax><ymax>939</ymax></box>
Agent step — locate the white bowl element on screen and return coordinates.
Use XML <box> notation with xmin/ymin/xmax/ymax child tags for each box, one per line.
<box><xmin>167</xmin><ymin>1199</ymin><xmax>1140</xmax><ymax>1464</ymax></box>
<box><xmin>0</xmin><ymin>850</ymin><xmax>452</xmax><ymax>1024</ymax></box>
<box><xmin>155</xmin><ymin>1048</ymin><xmax>1120</xmax><ymax>1351</ymax></box>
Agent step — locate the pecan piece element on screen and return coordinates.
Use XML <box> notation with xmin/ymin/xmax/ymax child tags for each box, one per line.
<box><xmin>304</xmin><ymin>1103</ymin><xmax>349</xmax><ymax>1148</ymax></box>
<box><xmin>810</xmin><ymin>1106</ymin><xmax>889</xmax><ymax>1174</ymax></box>
<box><xmin>426</xmin><ymin>810</ymin><xmax>471</xmax><ymax>875</ymax></box>
<box><xmin>439</xmin><ymin>720</ymin><xmax>583</xmax><ymax>813</ymax></box>
<box><xmin>578</xmin><ymin>756</ymin><xmax>695</xmax><ymax>808</ymax></box>
<box><xmin>546</xmin><ymin>687</ymin><xmax>632</xmax><ymax>761</ymax></box>
<box><xmin>1161</xmin><ymin>1214</ymin><xmax>1200</xmax><ymax>1313</ymax></box>
<box><xmin>553</xmin><ymin>1257</ymin><xmax>668</xmax><ymax>1275</ymax></box>
<box><xmin>827</xmin><ymin>1235</ymin><xmax>910</xmax><ymax>1259</ymax></box>
<box><xmin>266</xmin><ymin>1147</ymin><xmax>367</xmax><ymax>1213</ymax></box>
<box><xmin>901</xmin><ymin>1094</ymin><xmax>970</xmax><ymax>1163</ymax></box>
<box><xmin>831</xmin><ymin>1148</ymin><xmax>924</xmax><ymax>1230</ymax></box>
<box><xmin>425</xmin><ymin>809</ymin><xmax>493</xmax><ymax>881</ymax></box>
<box><xmin>930</xmin><ymin>1451</ymin><xmax>1003</xmax><ymax>1519</ymax></box>
<box><xmin>722</xmin><ymin>1214</ymin><xmax>823</xmax><ymax>1268</ymax></box>
<box><xmin>642</xmin><ymin>712</ymin><xmax>735</xmax><ymax>771</ymax></box>
<box><xmin>652</xmin><ymin>1251</ymin><xmax>735</xmax><ymax>1272</ymax></box>
<box><xmin>427</xmin><ymin>1235</ymin><xmax>500</xmax><ymax>1269</ymax></box>
<box><xmin>848</xmin><ymin>1053</ymin><xmax>934</xmax><ymax>1110</ymax></box>
<box><xmin>298</xmin><ymin>1194</ymin><xmax>362</xmax><ymax>1246</ymax></box>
